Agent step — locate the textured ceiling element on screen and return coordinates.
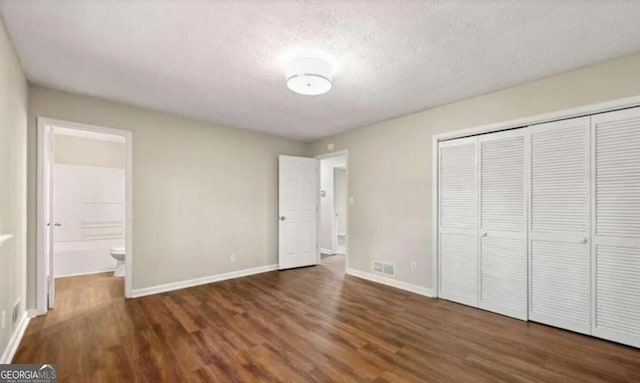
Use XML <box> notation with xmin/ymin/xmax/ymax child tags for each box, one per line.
<box><xmin>2</xmin><ymin>1</ymin><xmax>640</xmax><ymax>141</ymax></box>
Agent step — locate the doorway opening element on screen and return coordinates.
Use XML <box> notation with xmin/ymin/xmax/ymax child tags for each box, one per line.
<box><xmin>36</xmin><ymin>118</ymin><xmax>133</xmax><ymax>316</ymax></box>
<box><xmin>317</xmin><ymin>151</ymin><xmax>348</xmax><ymax>272</ymax></box>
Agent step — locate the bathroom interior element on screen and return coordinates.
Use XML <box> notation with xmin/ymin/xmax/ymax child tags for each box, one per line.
<box><xmin>49</xmin><ymin>126</ymin><xmax>126</xmax><ymax>306</ymax></box>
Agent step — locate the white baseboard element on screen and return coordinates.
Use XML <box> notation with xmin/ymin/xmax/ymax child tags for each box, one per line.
<box><xmin>131</xmin><ymin>264</ymin><xmax>278</xmax><ymax>298</ymax></box>
<box><xmin>346</xmin><ymin>268</ymin><xmax>435</xmax><ymax>298</ymax></box>
<box><xmin>0</xmin><ymin>311</ymin><xmax>31</xmax><ymax>364</ymax></box>
<box><xmin>320</xmin><ymin>248</ymin><xmax>334</xmax><ymax>254</ymax></box>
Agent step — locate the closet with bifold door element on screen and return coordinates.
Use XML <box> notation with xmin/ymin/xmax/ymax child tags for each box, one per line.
<box><xmin>478</xmin><ymin>130</ymin><xmax>528</xmax><ymax>320</ymax></box>
<box><xmin>529</xmin><ymin>117</ymin><xmax>591</xmax><ymax>335</ymax></box>
<box><xmin>437</xmin><ymin>106</ymin><xmax>640</xmax><ymax>348</ymax></box>
<box><xmin>438</xmin><ymin>129</ymin><xmax>528</xmax><ymax>320</ymax></box>
<box><xmin>438</xmin><ymin>136</ymin><xmax>479</xmax><ymax>308</ymax></box>
<box><xmin>590</xmin><ymin>108</ymin><xmax>640</xmax><ymax>347</ymax></box>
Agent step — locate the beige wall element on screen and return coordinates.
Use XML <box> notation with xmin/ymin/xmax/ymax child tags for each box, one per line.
<box><xmin>0</xmin><ymin>19</ymin><xmax>28</xmax><ymax>355</ymax></box>
<box><xmin>21</xmin><ymin>46</ymin><xmax>640</xmax><ymax>304</ymax></box>
<box><xmin>309</xmin><ymin>52</ymin><xmax>640</xmax><ymax>291</ymax></box>
<box><xmin>27</xmin><ymin>86</ymin><xmax>308</xmax><ymax>305</ymax></box>
<box><xmin>54</xmin><ymin>135</ymin><xmax>125</xmax><ymax>169</ymax></box>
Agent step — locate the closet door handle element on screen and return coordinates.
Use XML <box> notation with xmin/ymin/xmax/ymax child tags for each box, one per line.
<box><xmin>481</xmin><ymin>232</ymin><xmax>488</xmax><ymax>237</ymax></box>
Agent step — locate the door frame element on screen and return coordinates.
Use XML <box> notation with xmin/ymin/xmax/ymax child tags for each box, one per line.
<box><xmin>315</xmin><ymin>150</ymin><xmax>349</xmax><ymax>268</ymax></box>
<box><xmin>36</xmin><ymin>117</ymin><xmax>134</xmax><ymax>315</ymax></box>
<box><xmin>332</xmin><ymin>165</ymin><xmax>347</xmax><ymax>254</ymax></box>
<box><xmin>432</xmin><ymin>94</ymin><xmax>640</xmax><ymax>299</ymax></box>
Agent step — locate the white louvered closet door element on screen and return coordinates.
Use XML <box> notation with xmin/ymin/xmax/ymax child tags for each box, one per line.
<box><xmin>591</xmin><ymin>108</ymin><xmax>640</xmax><ymax>348</ymax></box>
<box><xmin>438</xmin><ymin>137</ymin><xmax>479</xmax><ymax>307</ymax></box>
<box><xmin>478</xmin><ymin>130</ymin><xmax>528</xmax><ymax>320</ymax></box>
<box><xmin>529</xmin><ymin>117</ymin><xmax>591</xmax><ymax>334</ymax></box>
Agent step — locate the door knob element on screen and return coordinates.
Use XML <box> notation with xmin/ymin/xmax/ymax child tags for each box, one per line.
<box><xmin>54</xmin><ymin>223</ymin><xmax>62</xmax><ymax>227</ymax></box>
<box><xmin>280</xmin><ymin>216</ymin><xmax>286</xmax><ymax>221</ymax></box>
<box><xmin>482</xmin><ymin>232</ymin><xmax>488</xmax><ymax>237</ymax></box>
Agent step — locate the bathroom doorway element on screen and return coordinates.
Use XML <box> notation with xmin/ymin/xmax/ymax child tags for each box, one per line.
<box><xmin>333</xmin><ymin>166</ymin><xmax>347</xmax><ymax>255</ymax></box>
<box><xmin>36</xmin><ymin>118</ymin><xmax>133</xmax><ymax>315</ymax></box>
<box><xmin>317</xmin><ymin>151</ymin><xmax>348</xmax><ymax>272</ymax></box>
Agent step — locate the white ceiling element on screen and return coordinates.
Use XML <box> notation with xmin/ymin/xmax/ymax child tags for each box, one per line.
<box><xmin>2</xmin><ymin>1</ymin><xmax>640</xmax><ymax>141</ymax></box>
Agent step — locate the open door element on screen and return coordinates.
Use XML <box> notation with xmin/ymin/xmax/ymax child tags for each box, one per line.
<box><xmin>278</xmin><ymin>155</ymin><xmax>318</xmax><ymax>270</ymax></box>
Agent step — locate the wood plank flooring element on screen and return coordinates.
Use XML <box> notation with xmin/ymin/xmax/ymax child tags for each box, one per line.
<box><xmin>14</xmin><ymin>255</ymin><xmax>640</xmax><ymax>382</ymax></box>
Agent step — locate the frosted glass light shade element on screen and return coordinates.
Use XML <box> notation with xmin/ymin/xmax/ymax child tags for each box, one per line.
<box><xmin>286</xmin><ymin>58</ymin><xmax>332</xmax><ymax>96</ymax></box>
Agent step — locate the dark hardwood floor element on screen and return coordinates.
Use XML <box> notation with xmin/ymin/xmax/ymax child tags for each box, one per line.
<box><xmin>15</xmin><ymin>255</ymin><xmax>640</xmax><ymax>382</ymax></box>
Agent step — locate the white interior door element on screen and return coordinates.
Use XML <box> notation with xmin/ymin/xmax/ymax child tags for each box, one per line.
<box><xmin>438</xmin><ymin>136</ymin><xmax>479</xmax><ymax>307</ymax></box>
<box><xmin>478</xmin><ymin>130</ymin><xmax>528</xmax><ymax>320</ymax></box>
<box><xmin>529</xmin><ymin>117</ymin><xmax>591</xmax><ymax>334</ymax></box>
<box><xmin>591</xmin><ymin>108</ymin><xmax>640</xmax><ymax>348</ymax></box>
<box><xmin>278</xmin><ymin>155</ymin><xmax>318</xmax><ymax>270</ymax></box>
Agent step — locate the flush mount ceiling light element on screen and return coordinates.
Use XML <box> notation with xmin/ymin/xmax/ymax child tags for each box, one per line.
<box><xmin>286</xmin><ymin>58</ymin><xmax>332</xmax><ymax>96</ymax></box>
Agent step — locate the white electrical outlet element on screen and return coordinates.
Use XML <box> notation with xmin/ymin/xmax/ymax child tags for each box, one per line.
<box><xmin>410</xmin><ymin>261</ymin><xmax>417</xmax><ymax>272</ymax></box>
<box><xmin>349</xmin><ymin>196</ymin><xmax>355</xmax><ymax>206</ymax></box>
<box><xmin>230</xmin><ymin>253</ymin><xmax>236</xmax><ymax>263</ymax></box>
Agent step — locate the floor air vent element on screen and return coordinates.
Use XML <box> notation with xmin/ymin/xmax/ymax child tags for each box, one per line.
<box><xmin>373</xmin><ymin>261</ymin><xmax>395</xmax><ymax>277</ymax></box>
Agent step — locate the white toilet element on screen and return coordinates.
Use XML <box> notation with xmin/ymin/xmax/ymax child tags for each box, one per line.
<box><xmin>110</xmin><ymin>247</ymin><xmax>126</xmax><ymax>277</ymax></box>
